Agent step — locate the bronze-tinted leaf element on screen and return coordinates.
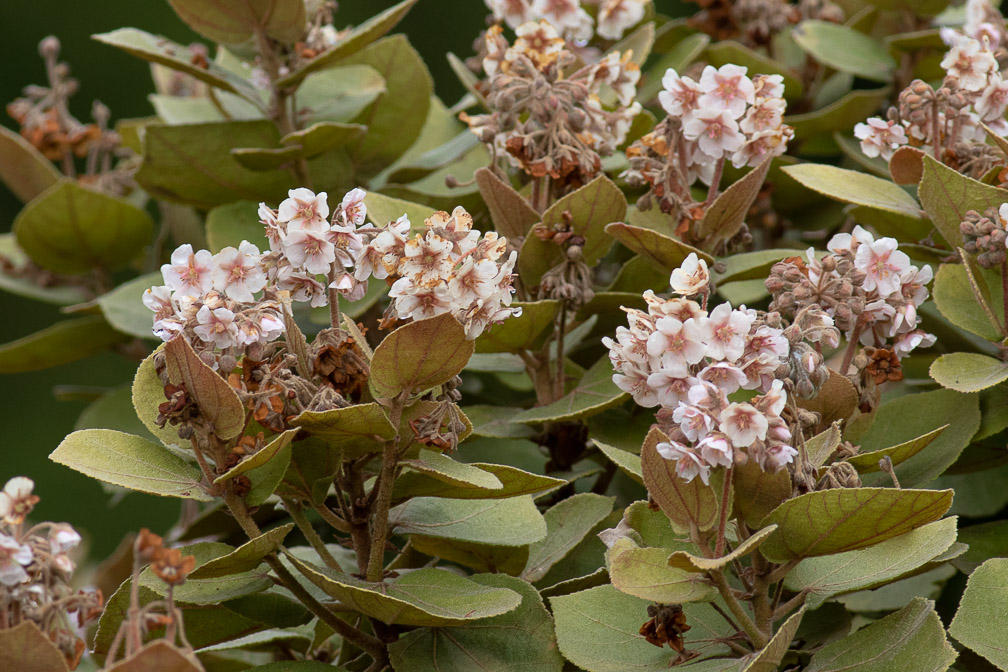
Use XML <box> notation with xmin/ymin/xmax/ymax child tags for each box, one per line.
<box><xmin>640</xmin><ymin>427</ymin><xmax>718</xmax><ymax>533</ymax></box>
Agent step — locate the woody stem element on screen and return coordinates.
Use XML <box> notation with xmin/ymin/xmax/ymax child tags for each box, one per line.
<box><xmin>327</xmin><ymin>266</ymin><xmax>342</xmax><ymax>330</ymax></box>
<box><xmin>714</xmin><ymin>465</ymin><xmax>733</xmax><ymax>557</ymax></box>
<box><xmin>704</xmin><ymin>157</ymin><xmax>726</xmax><ymax>208</ymax></box>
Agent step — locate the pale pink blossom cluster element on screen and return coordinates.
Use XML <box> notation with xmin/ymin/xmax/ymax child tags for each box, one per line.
<box><xmin>940</xmin><ymin>0</ymin><xmax>1005</xmax><ymax>51</ymax></box>
<box><xmin>659</xmin><ymin>64</ymin><xmax>794</xmax><ymax>178</ymax></box>
<box><xmin>822</xmin><ymin>226</ymin><xmax>935</xmax><ymax>357</ymax></box>
<box><xmin>485</xmin><ymin>0</ymin><xmax>649</xmax><ymax>42</ymax></box>
<box><xmin>0</xmin><ymin>478</ymin><xmax>82</xmax><ymax>586</ymax></box>
<box><xmin>603</xmin><ymin>258</ymin><xmax>797</xmax><ymax>483</ymax></box>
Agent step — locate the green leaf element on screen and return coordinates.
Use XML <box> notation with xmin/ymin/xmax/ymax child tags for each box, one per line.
<box><xmin>92</xmin><ymin>28</ymin><xmax>260</xmax><ymax>100</ymax></box>
<box><xmin>190</xmin><ymin>524</ymin><xmax>294</xmax><ymax>579</ymax></box>
<box><xmin>792</xmin><ymin>20</ymin><xmax>896</xmax><ymax>82</ymax></box>
<box><xmin>744</xmin><ymin>608</ymin><xmax>806</xmax><ymax>672</ymax></box>
<box><xmin>98</xmin><ymin>273</ymin><xmax>162</xmax><ymax>339</ymax></box>
<box><xmin>805</xmin><ymin>422</ymin><xmax>842</xmax><ymax>469</ymax></box>
<box><xmin>638</xmin><ymin>34</ymin><xmax>709</xmax><ymax>102</ymax></box>
<box><xmin>390</xmin><ymin>496</ymin><xmax>547</xmax><ymax>546</ymax></box>
<box><xmin>786</xmin><ymin>87</ymin><xmax>891</xmax><ymax>137</ymax></box>
<box><xmin>475</xmin><ymin>300</ymin><xmax>559</xmax><ymax>353</ymax></box>
<box><xmin>400</xmin><ymin>449</ymin><xmax>503</xmax><ymax>491</ymax></box>
<box><xmin>858</xmin><ymin>388</ymin><xmax>979</xmax><ymax>488</ymax></box>
<box><xmin>75</xmin><ymin>385</ymin><xmax>156</xmax><ymax>441</ymax></box>
<box><xmin>341</xmin><ymin>35</ymin><xmax>432</xmax><ymax>176</ymax></box>
<box><xmin>713</xmin><ymin>248</ymin><xmax>808</xmax><ymax>285</ymax></box>
<box><xmin>696</xmin><ymin>157</ymin><xmax>773</xmax><ymax>250</ymax></box>
<box><xmin>166</xmin><ymin>0</ymin><xmax>305</xmax><ymax>45</ymax></box>
<box><xmin>364</xmin><ymin>190</ymin><xmax>435</xmax><ymax>228</ymax></box>
<box><xmin>294</xmin><ymin>65</ymin><xmax>387</xmax><ymax>126</ymax></box>
<box><xmin>845</xmin><ymin>425</ymin><xmax>947</xmax><ymax>474</ymax></box>
<box><xmin>140</xmin><ymin>541</ymin><xmax>271</xmax><ymax>604</ymax></box>
<box><xmin>640</xmin><ymin>427</ymin><xmax>719</xmax><ymax>534</ymax></box>
<box><xmin>104</xmin><ymin>640</ymin><xmax>202</xmax><ymax>672</ymax></box>
<box><xmin>215</xmin><ymin>430</ymin><xmax>297</xmax><ymax>507</ymax></box>
<box><xmin>522</xmin><ymin>494</ymin><xmax>615</xmax><ymax>582</ymax></box>
<box><xmin>289</xmin><ymin>402</ymin><xmax>395</xmax><ymax>458</ymax></box>
<box><xmin>275</xmin><ymin>0</ymin><xmax>418</xmax><ymax>88</ymax></box>
<box><xmin>475</xmin><ymin>167</ymin><xmax>539</xmax><ymax>240</ymax></box>
<box><xmin>0</xmin><ymin>235</ymin><xmax>89</xmax><ymax>305</ymax></box>
<box><xmin>518</xmin><ymin>175</ymin><xmax>626</xmax><ymax>286</ymax></box>
<box><xmin>387</xmin><ymin>573</ymin><xmax>564</xmax><ymax>672</ymax></box>
<box><xmin>918</xmin><ymin>154</ymin><xmax>1008</xmax><ymax>249</ymax></box>
<box><xmin>14</xmin><ymin>181</ymin><xmax>154</xmax><ymax>274</ymax></box>
<box><xmin>0</xmin><ymin>125</ymin><xmax>60</xmax><ymax>203</ymax></box>
<box><xmin>50</xmin><ymin>429</ymin><xmax>212</xmax><ymax>500</ymax></box>
<box><xmin>0</xmin><ymin>315</ymin><xmax>125</xmax><ymax>373</ymax></box>
<box><xmin>806</xmin><ymin>597</ymin><xmax>956</xmax><ymax>672</ymax></box>
<box><xmin>279</xmin><ymin>121</ymin><xmax>367</xmax><ymax>159</ymax></box>
<box><xmin>732</xmin><ymin>458</ymin><xmax>792</xmax><ymax>529</ymax></box>
<box><xmin>798</xmin><ymin>368</ymin><xmax>859</xmax><ymax>434</ymax></box>
<box><xmin>949</xmin><ymin>558</ymin><xmax>1008</xmax><ymax>669</ymax></box>
<box><xmin>285</xmin><ymin>558</ymin><xmax>522</xmax><ymax>626</ymax></box>
<box><xmin>954</xmin><ymin>521</ymin><xmax>1008</xmax><ymax>574</ymax></box>
<box><xmin>205</xmin><ymin>200</ymin><xmax>270</xmax><ymax>253</ymax></box>
<box><xmin>0</xmin><ymin>622</ymin><xmax>70</xmax><ymax>672</ymax></box>
<box><xmin>410</xmin><ymin>536</ymin><xmax>530</xmax><ymax>575</ymax></box>
<box><xmin>758</xmin><ymin>487</ymin><xmax>953</xmax><ymax>562</ymax></box>
<box><xmin>594</xmin><ymin>440</ymin><xmax>643</xmax><ymax>483</ymax></box>
<box><xmin>782</xmin><ymin>163</ymin><xmax>923</xmax><ymax>220</ymax></box>
<box><xmin>605</xmin><ymin>223</ymin><xmax>712</xmax><ymax>271</ymax></box>
<box><xmin>786</xmin><ymin>517</ymin><xmax>958</xmax><ymax>608</ymax></box>
<box><xmin>461</xmin><ymin>405</ymin><xmax>536</xmax><ymax>439</ymax></box>
<box><xmin>149</xmin><ymin>94</ymin><xmax>259</xmax><ymax>125</ymax></box>
<box><xmin>667</xmin><ymin>525</ymin><xmax>777</xmax><ymax>573</ymax></box>
<box><xmin>704</xmin><ymin>40</ymin><xmax>803</xmax><ymax>99</ymax></box>
<box><xmin>392</xmin><ymin>463</ymin><xmax>564</xmax><ymax>501</ymax></box>
<box><xmin>607</xmin><ymin>538</ymin><xmax>716</xmax><ymax>604</ymax></box>
<box><xmin>164</xmin><ymin>335</ymin><xmax>246</xmax><ymax>440</ymax></box>
<box><xmin>370</xmin><ymin>313</ymin><xmax>473</xmax><ymax>399</ymax></box>
<box><xmin>132</xmin><ymin>348</ymin><xmax>189</xmax><ymax>451</ymax></box>
<box><xmin>933</xmin><ymin>262</ymin><xmax>1005</xmax><ymax>341</ymax></box>
<box><xmin>930</xmin><ymin>352</ymin><xmax>1008</xmax><ymax>393</ymax></box>
<box><xmin>511</xmin><ymin>356</ymin><xmax>628</xmax><ymax>424</ymax></box>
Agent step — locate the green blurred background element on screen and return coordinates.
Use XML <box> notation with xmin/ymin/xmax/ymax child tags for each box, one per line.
<box><xmin>0</xmin><ymin>0</ymin><xmax>685</xmax><ymax>559</ymax></box>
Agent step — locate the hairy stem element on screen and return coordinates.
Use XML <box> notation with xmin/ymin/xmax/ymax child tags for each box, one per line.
<box><xmin>283</xmin><ymin>498</ymin><xmax>341</xmax><ymax>570</ymax></box>
<box><xmin>714</xmin><ymin>466</ymin><xmax>734</xmax><ymax>557</ymax></box>
<box><xmin>327</xmin><ymin>266</ymin><xmax>342</xmax><ymax>330</ymax></box>
<box><xmin>710</xmin><ymin>570</ymin><xmax>768</xmax><ymax>649</ymax></box>
<box><xmin>839</xmin><ymin>319</ymin><xmax>865</xmax><ymax>375</ymax></box>
<box><xmin>366</xmin><ymin>394</ymin><xmax>406</xmax><ymax>582</ymax></box>
<box><xmin>704</xmin><ymin>157</ymin><xmax>726</xmax><ymax>208</ymax></box>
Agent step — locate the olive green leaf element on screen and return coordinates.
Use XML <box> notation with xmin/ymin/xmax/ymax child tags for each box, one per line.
<box><xmin>0</xmin><ymin>622</ymin><xmax>70</xmax><ymax>672</ymax></box>
<box><xmin>103</xmin><ymin>640</ymin><xmax>203</xmax><ymax>672</ymax></box>
<box><xmin>522</xmin><ymin>494</ymin><xmax>615</xmax><ymax>582</ymax></box>
<box><xmin>798</xmin><ymin>369</ymin><xmax>858</xmax><ymax>434</ymax></box>
<box><xmin>786</xmin><ymin>88</ymin><xmax>891</xmax><ymax>138</ymax></box>
<box><xmin>392</xmin><ymin>463</ymin><xmax>564</xmax><ymax>501</ymax></box>
<box><xmin>50</xmin><ymin>429</ymin><xmax>212</xmax><ymax>500</ymax></box>
<box><xmin>461</xmin><ymin>405</ymin><xmax>536</xmax><ymax>439</ymax></box>
<box><xmin>641</xmin><ymin>427</ymin><xmax>719</xmax><ymax>534</ymax></box>
<box><xmin>14</xmin><ymin>181</ymin><xmax>154</xmax><ymax>274</ymax></box>
<box><xmin>782</xmin><ymin>163</ymin><xmax>924</xmax><ymax>219</ymax></box>
<box><xmin>918</xmin><ymin>154</ymin><xmax>1008</xmax><ymax>249</ymax></box>
<box><xmin>279</xmin><ymin>122</ymin><xmax>367</xmax><ymax>159</ymax></box>
<box><xmin>289</xmin><ymin>402</ymin><xmax>395</xmax><ymax>458</ymax></box>
<box><xmin>713</xmin><ymin>248</ymin><xmax>808</xmax><ymax>285</ymax></box>
<box><xmin>695</xmin><ymin>157</ymin><xmax>773</xmax><ymax>250</ymax></box>
<box><xmin>793</xmin><ymin>20</ymin><xmax>896</xmax><ymax>82</ymax></box>
<box><xmin>364</xmin><ymin>190</ymin><xmax>435</xmax><ymax>229</ymax></box>
<box><xmin>667</xmin><ymin>525</ymin><xmax>778</xmax><ymax>573</ymax></box>
<box><xmin>390</xmin><ymin>496</ymin><xmax>547</xmax><ymax>546</ymax></box>
<box><xmin>131</xmin><ymin>348</ymin><xmax>191</xmax><ymax>451</ymax></box>
<box><xmin>743</xmin><ymin>607</ymin><xmax>806</xmax><ymax>672</ymax></box>
<box><xmin>387</xmin><ymin>573</ymin><xmax>564</xmax><ymax>672</ymax></box>
<box><xmin>286</xmin><ymin>557</ymin><xmax>522</xmax><ymax>626</ymax></box>
<box><xmin>0</xmin><ymin>315</ymin><xmax>126</xmax><ymax>374</ymax></box>
<box><xmin>786</xmin><ymin>517</ymin><xmax>958</xmax><ymax>608</ymax></box>
<box><xmin>512</xmin><ymin>356</ymin><xmax>628</xmax><ymax>424</ymax></box>
<box><xmin>294</xmin><ymin>65</ymin><xmax>386</xmax><ymax>125</ymax></box>
<box><xmin>0</xmin><ymin>125</ymin><xmax>60</xmax><ymax>203</ymax></box>
<box><xmin>164</xmin><ymin>336</ymin><xmax>246</xmax><ymax>440</ymax></box>
<box><xmin>475</xmin><ymin>300</ymin><xmax>560</xmax><ymax>353</ymax></box>
<box><xmin>845</xmin><ymin>425</ymin><xmax>946</xmax><ymax>474</ymax></box>
<box><xmin>140</xmin><ymin>542</ymin><xmax>271</xmax><ymax>604</ymax></box>
<box><xmin>806</xmin><ymin>597</ymin><xmax>956</xmax><ymax>672</ymax></box>
<box><xmin>216</xmin><ymin>429</ymin><xmax>297</xmax><ymax>506</ymax></box>
<box><xmin>758</xmin><ymin>487</ymin><xmax>953</xmax><ymax>562</ymax></box>
<box><xmin>639</xmin><ymin>34</ymin><xmax>708</xmax><ymax>101</ymax></box>
<box><xmin>97</xmin><ymin>272</ymin><xmax>163</xmax><ymax>339</ymax></box>
<box><xmin>930</xmin><ymin>352</ymin><xmax>1008</xmax><ymax>393</ymax></box>
<box><xmin>400</xmin><ymin>449</ymin><xmax>503</xmax><ymax>491</ymax></box>
<box><xmin>805</xmin><ymin>422</ymin><xmax>842</xmax><ymax>469</ymax></box>
<box><xmin>475</xmin><ymin>167</ymin><xmax>540</xmax><ymax>240</ymax></box>
<box><xmin>933</xmin><ymin>262</ymin><xmax>1005</xmax><ymax>341</ymax></box>
<box><xmin>954</xmin><ymin>521</ymin><xmax>1008</xmax><ymax>574</ymax></box>
<box><xmin>369</xmin><ymin>313</ymin><xmax>473</xmax><ymax>399</ymax></box>
<box><xmin>605</xmin><ymin>222</ymin><xmax>713</xmax><ymax>271</ymax></box>
<box><xmin>594</xmin><ymin>440</ymin><xmax>643</xmax><ymax>483</ymax></box>
<box><xmin>732</xmin><ymin>458</ymin><xmax>792</xmax><ymax>529</ymax></box>
<box><xmin>190</xmin><ymin>524</ymin><xmax>294</xmax><ymax>579</ymax></box>
<box><xmin>75</xmin><ymin>385</ymin><xmax>156</xmax><ymax>441</ymax></box>
<box><xmin>0</xmin><ymin>234</ymin><xmax>88</xmax><ymax>305</ymax></box>
<box><xmin>607</xmin><ymin>537</ymin><xmax>716</xmax><ymax>604</ymax></box>
<box><xmin>410</xmin><ymin>536</ymin><xmax>530</xmax><ymax>575</ymax></box>
<box><xmin>205</xmin><ymin>200</ymin><xmax>270</xmax><ymax>253</ymax></box>
<box><xmin>166</xmin><ymin>0</ymin><xmax>306</xmax><ymax>45</ymax></box>
<box><xmin>949</xmin><ymin>557</ymin><xmax>1008</xmax><ymax>669</ymax></box>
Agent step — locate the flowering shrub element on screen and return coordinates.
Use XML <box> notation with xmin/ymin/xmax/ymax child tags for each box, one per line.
<box><xmin>2</xmin><ymin>0</ymin><xmax>1008</xmax><ymax>670</ymax></box>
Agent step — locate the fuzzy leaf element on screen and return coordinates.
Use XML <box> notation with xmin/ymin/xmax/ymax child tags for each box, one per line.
<box><xmin>0</xmin><ymin>315</ymin><xmax>125</xmax><ymax>374</ymax></box>
<box><xmin>289</xmin><ymin>402</ymin><xmax>395</xmax><ymax>458</ymax></box>
<box><xmin>475</xmin><ymin>167</ymin><xmax>540</xmax><ymax>240</ymax></box>
<box><xmin>732</xmin><ymin>458</ymin><xmax>792</xmax><ymax>529</ymax></box>
<box><xmin>743</xmin><ymin>608</ymin><xmax>806</xmax><ymax>672</ymax></box>
<box><xmin>845</xmin><ymin>425</ymin><xmax>947</xmax><ymax>474</ymax></box>
<box><xmin>50</xmin><ymin>429</ymin><xmax>212</xmax><ymax>500</ymax></box>
<box><xmin>695</xmin><ymin>157</ymin><xmax>772</xmax><ymax>249</ymax></box>
<box><xmin>782</xmin><ymin>163</ymin><xmax>923</xmax><ymax>219</ymax></box>
<box><xmin>400</xmin><ymin>449</ymin><xmax>503</xmax><ymax>491</ymax></box>
<box><xmin>641</xmin><ymin>427</ymin><xmax>719</xmax><ymax>533</ymax></box>
<box><xmin>0</xmin><ymin>622</ymin><xmax>69</xmax><ymax>672</ymax></box>
<box><xmin>164</xmin><ymin>336</ymin><xmax>246</xmax><ymax>440</ymax></box>
<box><xmin>605</xmin><ymin>223</ymin><xmax>712</xmax><ymax>271</ymax></box>
<box><xmin>792</xmin><ymin>20</ymin><xmax>896</xmax><ymax>82</ymax></box>
<box><xmin>98</xmin><ymin>273</ymin><xmax>163</xmax><ymax>339</ymax></box>
<box><xmin>105</xmin><ymin>640</ymin><xmax>203</xmax><ymax>672</ymax></box>
<box><xmin>390</xmin><ymin>496</ymin><xmax>547</xmax><ymax>546</ymax></box>
<box><xmin>930</xmin><ymin>352</ymin><xmax>1008</xmax><ymax>393</ymax></box>
<box><xmin>370</xmin><ymin>313</ymin><xmax>473</xmax><ymax>398</ymax></box>
<box><xmin>167</xmin><ymin>0</ymin><xmax>306</xmax><ymax>45</ymax></box>
<box><xmin>205</xmin><ymin>200</ymin><xmax>270</xmax><ymax>253</ymax></box>
<box><xmin>594</xmin><ymin>440</ymin><xmax>643</xmax><ymax>483</ymax></box>
<box><xmin>607</xmin><ymin>538</ymin><xmax>716</xmax><ymax>604</ymax></box>
<box><xmin>667</xmin><ymin>525</ymin><xmax>778</xmax><ymax>573</ymax></box>
<box><xmin>511</xmin><ymin>356</ymin><xmax>627</xmax><ymax>424</ymax></box>
<box><xmin>0</xmin><ymin>235</ymin><xmax>89</xmax><ymax>305</ymax></box>
<box><xmin>949</xmin><ymin>557</ymin><xmax>1008</xmax><ymax>669</ymax></box>
<box><xmin>392</xmin><ymin>463</ymin><xmax>564</xmax><ymax>501</ymax></box>
<box><xmin>786</xmin><ymin>88</ymin><xmax>891</xmax><ymax>137</ymax></box>
<box><xmin>279</xmin><ymin>122</ymin><xmax>367</xmax><ymax>158</ymax></box>
<box><xmin>933</xmin><ymin>262</ymin><xmax>1005</xmax><ymax>341</ymax></box>
<box><xmin>918</xmin><ymin>154</ymin><xmax>1008</xmax><ymax>249</ymax></box>
<box><xmin>523</xmin><ymin>494</ymin><xmax>615</xmax><ymax>582</ymax></box>
<box><xmin>475</xmin><ymin>300</ymin><xmax>560</xmax><ymax>353</ymax></box>
<box><xmin>0</xmin><ymin>125</ymin><xmax>60</xmax><ymax>203</ymax></box>
<box><xmin>190</xmin><ymin>524</ymin><xmax>294</xmax><ymax>579</ymax></box>
<box><xmin>462</xmin><ymin>405</ymin><xmax>536</xmax><ymax>439</ymax></box>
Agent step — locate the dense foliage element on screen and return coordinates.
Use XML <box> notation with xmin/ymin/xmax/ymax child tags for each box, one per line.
<box><xmin>1</xmin><ymin>0</ymin><xmax>1007</xmax><ymax>670</ymax></box>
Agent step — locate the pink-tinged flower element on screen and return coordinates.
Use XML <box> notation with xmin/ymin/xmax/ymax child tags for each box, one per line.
<box><xmin>142</xmin><ymin>285</ymin><xmax>176</xmax><ymax>321</ymax></box>
<box><xmin>669</xmin><ymin>253</ymin><xmax>710</xmax><ymax>296</ymax></box>
<box><xmin>697</xmin><ymin>362</ymin><xmax>748</xmax><ymax>394</ymax></box>
<box><xmin>283</xmin><ymin>228</ymin><xmax>337</xmax><ymax>275</ymax></box>
<box><xmin>719</xmin><ymin>402</ymin><xmax>769</xmax><ymax>448</ymax></box>
<box><xmin>697</xmin><ymin>433</ymin><xmax>733</xmax><ymax>468</ymax></box>
<box><xmin>330</xmin><ymin>271</ymin><xmax>368</xmax><ymax>302</ymax></box>
<box><xmin>486</xmin><ymin>0</ymin><xmax>532</xmax><ymax>28</ymax></box>
<box><xmin>656</xmin><ymin>440</ymin><xmax>711</xmax><ymax>484</ymax></box>
<box><xmin>426</xmin><ymin>206</ymin><xmax>480</xmax><ymax>255</ymax></box>
<box><xmin>259</xmin><ymin>202</ymin><xmax>283</xmax><ymax>252</ymax></box>
<box><xmin>277</xmin><ymin>266</ymin><xmax>328</xmax><ymax>307</ymax></box>
<box><xmin>339</xmin><ymin>187</ymin><xmax>367</xmax><ymax>226</ymax></box>
<box><xmin>683</xmin><ymin>108</ymin><xmax>745</xmax><ymax>159</ymax></box>
<box><xmin>587</xmin><ymin>52</ymin><xmax>641</xmax><ymax>106</ymax></box>
<box><xmin>530</xmin><ymin>0</ymin><xmax>593</xmax><ymax>41</ymax></box>
<box><xmin>389</xmin><ymin>277</ymin><xmax>454</xmax><ymax>321</ymax></box>
<box><xmin>613</xmin><ymin>366</ymin><xmax>660</xmax><ymax>407</ymax></box>
<box><xmin>658</xmin><ymin>69</ymin><xmax>703</xmax><ymax>118</ymax></box>
<box><xmin>153</xmin><ymin>316</ymin><xmax>186</xmax><ymax>342</ymax></box>
<box><xmin>401</xmin><ymin>231</ymin><xmax>454</xmax><ymax>286</ymax></box>
<box><xmin>212</xmin><ymin>241</ymin><xmax>266</xmax><ymax>302</ymax></box>
<box><xmin>752</xmin><ymin>74</ymin><xmax>785</xmax><ymax>100</ymax></box>
<box><xmin>646</xmin><ymin>370</ymin><xmax>697</xmax><ymax>408</ymax></box>
<box><xmin>596</xmin><ymin>0</ymin><xmax>647</xmax><ymax>40</ymax></box>
<box><xmin>701</xmin><ymin>303</ymin><xmax>753</xmax><ymax>362</ymax></box>
<box><xmin>672</xmin><ymin>403</ymin><xmax>713</xmax><ymax>442</ymax></box>
<box><xmin>698</xmin><ymin>64</ymin><xmax>755</xmax><ymax>119</ymax></box>
<box><xmin>763</xmin><ymin>442</ymin><xmax>798</xmax><ymax>471</ymax></box>
<box><xmin>827</xmin><ymin>224</ymin><xmax>875</xmax><ymax>255</ymax></box>
<box><xmin>854</xmin><ymin>117</ymin><xmax>908</xmax><ymax>160</ymax></box>
<box><xmin>755</xmin><ymin>379</ymin><xmax>787</xmax><ymax>416</ymax></box>
<box><xmin>646</xmin><ymin>317</ymin><xmax>706</xmax><ymax>375</ymax></box>
<box><xmin>510</xmin><ymin>20</ymin><xmax>566</xmax><ymax>68</ymax></box>
<box><xmin>730</xmin><ymin>126</ymin><xmax>793</xmax><ymax>169</ymax></box>
<box><xmin>483</xmin><ymin>25</ymin><xmax>510</xmax><ymax>78</ymax></box>
<box><xmin>740</xmin><ymin>97</ymin><xmax>786</xmax><ymax>135</ymax></box>
<box><xmin>687</xmin><ymin>380</ymin><xmax>727</xmax><ymax>413</ymax></box>
<box><xmin>977</xmin><ymin>73</ymin><xmax>1008</xmax><ymax>121</ymax></box>
<box><xmin>277</xmin><ymin>188</ymin><xmax>329</xmax><ymax>231</ymax></box>
<box><xmin>193</xmin><ymin>305</ymin><xmax>238</xmax><ymax>349</ymax></box>
<box><xmin>745</xmin><ymin>325</ymin><xmax>789</xmax><ymax>363</ymax></box>
<box><xmin>449</xmin><ymin>257</ymin><xmax>500</xmax><ymax>305</ymax></box>
<box><xmin>49</xmin><ymin>522</ymin><xmax>81</xmax><ymax>574</ymax></box>
<box><xmin>359</xmin><ymin>214</ymin><xmax>411</xmax><ymax>281</ymax></box>
<box><xmin>0</xmin><ymin>533</ymin><xmax>32</xmax><ymax>586</ymax></box>
<box><xmin>162</xmin><ymin>244</ymin><xmax>214</xmax><ymax>298</ymax></box>
<box><xmin>893</xmin><ymin>329</ymin><xmax>937</xmax><ymax>357</ymax></box>
<box><xmin>940</xmin><ymin>36</ymin><xmax>997</xmax><ymax>92</ymax></box>
<box><xmin>0</xmin><ymin>477</ymin><xmax>39</xmax><ymax>525</ymax></box>
<box><xmin>854</xmin><ymin>236</ymin><xmax>912</xmax><ymax>298</ymax></box>
<box><xmin>328</xmin><ymin>223</ymin><xmax>364</xmax><ymax>269</ymax></box>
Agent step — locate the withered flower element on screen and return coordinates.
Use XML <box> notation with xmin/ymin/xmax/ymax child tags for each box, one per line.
<box><xmin>864</xmin><ymin>347</ymin><xmax>903</xmax><ymax>385</ymax></box>
<box><xmin>151</xmin><ymin>548</ymin><xmax>197</xmax><ymax>586</ymax></box>
<box><xmin>639</xmin><ymin>603</ymin><xmax>693</xmax><ymax>658</ymax></box>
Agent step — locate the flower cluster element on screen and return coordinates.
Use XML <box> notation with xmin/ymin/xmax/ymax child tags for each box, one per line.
<box><xmin>686</xmin><ymin>0</ymin><xmax>844</xmax><ymax>48</ymax></box>
<box><xmin>0</xmin><ymin>477</ymin><xmax>101</xmax><ymax>670</ymax></box>
<box><xmin>485</xmin><ymin>0</ymin><xmax>650</xmax><ymax>42</ymax></box>
<box><xmin>464</xmin><ymin>20</ymin><xmax>642</xmax><ymax>187</ymax></box>
<box><xmin>961</xmin><ymin>204</ymin><xmax>1008</xmax><ymax>267</ymax></box>
<box><xmin>604</xmin><ymin>254</ymin><xmax>799</xmax><ymax>482</ymax></box>
<box><xmin>625</xmin><ymin>64</ymin><xmax>793</xmax><ymax>222</ymax></box>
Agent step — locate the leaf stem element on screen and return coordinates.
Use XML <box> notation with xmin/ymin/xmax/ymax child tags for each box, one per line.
<box><xmin>710</xmin><ymin>570</ymin><xmax>768</xmax><ymax>649</ymax></box>
<box><xmin>327</xmin><ymin>266</ymin><xmax>342</xmax><ymax>330</ymax></box>
<box><xmin>282</xmin><ymin>497</ymin><xmax>342</xmax><ymax>570</ymax></box>
<box><xmin>839</xmin><ymin>318</ymin><xmax>865</xmax><ymax>375</ymax></box>
<box><xmin>366</xmin><ymin>393</ymin><xmax>407</xmax><ymax>582</ymax></box>
<box><xmin>714</xmin><ymin>466</ymin><xmax>733</xmax><ymax>557</ymax></box>
<box><xmin>704</xmin><ymin>157</ymin><xmax>726</xmax><ymax>208</ymax></box>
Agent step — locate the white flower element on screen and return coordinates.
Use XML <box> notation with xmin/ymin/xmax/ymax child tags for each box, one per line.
<box><xmin>893</xmin><ymin>329</ymin><xmax>937</xmax><ymax>357</ymax></box>
<box><xmin>683</xmin><ymin>108</ymin><xmax>745</xmax><ymax>159</ymax></box>
<box><xmin>645</xmin><ymin>317</ymin><xmax>706</xmax><ymax>376</ymax></box>
<box><xmin>756</xmin><ymin>379</ymin><xmax>787</xmax><ymax>416</ymax></box>
<box><xmin>940</xmin><ymin>36</ymin><xmax>997</xmax><ymax>92</ymax></box>
<box><xmin>0</xmin><ymin>477</ymin><xmax>37</xmax><ymax>524</ymax></box>
<box><xmin>596</xmin><ymin>0</ymin><xmax>647</xmax><ymax>40</ymax></box>
<box><xmin>976</xmin><ymin>73</ymin><xmax>1008</xmax><ymax>120</ymax></box>
<box><xmin>698</xmin><ymin>64</ymin><xmax>755</xmax><ymax>119</ymax></box>
<box><xmin>763</xmin><ymin>443</ymin><xmax>798</xmax><ymax>471</ymax></box>
<box><xmin>277</xmin><ymin>266</ymin><xmax>328</xmax><ymax>307</ymax></box>
<box><xmin>701</xmin><ymin>303</ymin><xmax>753</xmax><ymax>362</ymax></box>
<box><xmin>697</xmin><ymin>361</ymin><xmax>748</xmax><ymax>394</ymax></box>
<box><xmin>658</xmin><ymin>69</ymin><xmax>703</xmax><ymax>118</ymax></box>
<box><xmin>259</xmin><ymin>202</ymin><xmax>283</xmax><ymax>252</ymax></box>
<box><xmin>328</xmin><ymin>222</ymin><xmax>365</xmax><ymax>269</ymax></box>
<box><xmin>827</xmin><ymin>224</ymin><xmax>875</xmax><ymax>255</ymax></box>
<box><xmin>389</xmin><ymin>277</ymin><xmax>454</xmax><ymax>321</ymax></box>
<box><xmin>697</xmin><ymin>433</ymin><xmax>733</xmax><ymax>468</ymax></box>
<box><xmin>339</xmin><ymin>187</ymin><xmax>367</xmax><ymax>226</ymax></box>
<box><xmin>212</xmin><ymin>241</ymin><xmax>266</xmax><ymax>302</ymax></box>
<box><xmin>283</xmin><ymin>228</ymin><xmax>337</xmax><ymax>275</ymax></box>
<box><xmin>672</xmin><ymin>403</ymin><xmax>713</xmax><ymax>442</ymax></box>
<box><xmin>0</xmin><ymin>534</ymin><xmax>32</xmax><ymax>586</ymax></box>
<box><xmin>731</xmin><ymin>126</ymin><xmax>793</xmax><ymax>169</ymax></box>
<box><xmin>752</xmin><ymin>74</ymin><xmax>785</xmax><ymax>100</ymax></box>
<box><xmin>193</xmin><ymin>305</ymin><xmax>238</xmax><ymax>349</ymax></box>
<box><xmin>613</xmin><ymin>366</ymin><xmax>660</xmax><ymax>407</ymax></box>
<box><xmin>656</xmin><ymin>440</ymin><xmax>711</xmax><ymax>484</ymax></box>
<box><xmin>669</xmin><ymin>253</ymin><xmax>710</xmax><ymax>296</ymax></box>
<box><xmin>854</xmin><ymin>236</ymin><xmax>912</xmax><ymax>298</ymax></box>
<box><xmin>449</xmin><ymin>257</ymin><xmax>500</xmax><ymax>306</ymax></box>
<box><xmin>646</xmin><ymin>370</ymin><xmax>697</xmax><ymax>408</ymax></box>
<box><xmin>719</xmin><ymin>402</ymin><xmax>769</xmax><ymax>448</ymax></box>
<box><xmin>401</xmin><ymin>231</ymin><xmax>454</xmax><ymax>286</ymax></box>
<box><xmin>486</xmin><ymin>0</ymin><xmax>532</xmax><ymax>28</ymax></box>
<box><xmin>740</xmin><ymin>96</ymin><xmax>786</xmax><ymax>135</ymax></box>
<box><xmin>854</xmin><ymin>117</ymin><xmax>908</xmax><ymax>160</ymax></box>
<box><xmin>161</xmin><ymin>244</ymin><xmax>214</xmax><ymax>298</ymax></box>
<box><xmin>530</xmin><ymin>0</ymin><xmax>593</xmax><ymax>41</ymax></box>
<box><xmin>277</xmin><ymin>188</ymin><xmax>329</xmax><ymax>231</ymax></box>
<box><xmin>142</xmin><ymin>285</ymin><xmax>176</xmax><ymax>320</ymax></box>
<box><xmin>49</xmin><ymin>523</ymin><xmax>81</xmax><ymax>555</ymax></box>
